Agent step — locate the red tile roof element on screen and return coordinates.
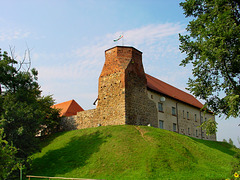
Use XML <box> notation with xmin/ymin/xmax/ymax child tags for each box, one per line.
<box><xmin>146</xmin><ymin>74</ymin><xmax>203</xmax><ymax>109</ymax></box>
<box><xmin>52</xmin><ymin>99</ymin><xmax>84</xmax><ymax>117</ymax></box>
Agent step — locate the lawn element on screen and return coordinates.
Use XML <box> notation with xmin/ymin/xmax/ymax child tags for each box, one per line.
<box><xmin>29</xmin><ymin>125</ymin><xmax>239</xmax><ymax>180</ymax></box>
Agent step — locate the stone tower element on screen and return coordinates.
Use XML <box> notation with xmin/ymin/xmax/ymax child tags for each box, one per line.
<box><xmin>65</xmin><ymin>46</ymin><xmax>158</xmax><ymax>130</ymax></box>
<box><xmin>97</xmin><ymin>46</ymin><xmax>157</xmax><ymax>126</ymax></box>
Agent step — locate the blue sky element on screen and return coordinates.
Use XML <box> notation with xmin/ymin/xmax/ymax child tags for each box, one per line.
<box><xmin>1</xmin><ymin>0</ymin><xmax>239</xmax><ymax>147</ymax></box>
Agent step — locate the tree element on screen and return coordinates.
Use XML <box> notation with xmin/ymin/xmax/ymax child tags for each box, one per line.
<box><xmin>0</xmin><ymin>48</ymin><xmax>61</xmax><ymax>175</ymax></box>
<box><xmin>229</xmin><ymin>138</ymin><xmax>234</xmax><ymax>146</ymax></box>
<box><xmin>0</xmin><ymin>128</ymin><xmax>18</xmax><ymax>180</ymax></box>
<box><xmin>179</xmin><ymin>0</ymin><xmax>240</xmax><ymax>132</ymax></box>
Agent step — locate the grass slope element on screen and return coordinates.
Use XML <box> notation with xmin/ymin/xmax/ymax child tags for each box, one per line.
<box><xmin>30</xmin><ymin>125</ymin><xmax>239</xmax><ymax>180</ymax></box>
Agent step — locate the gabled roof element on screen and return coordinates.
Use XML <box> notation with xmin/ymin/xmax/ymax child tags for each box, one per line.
<box><xmin>52</xmin><ymin>99</ymin><xmax>84</xmax><ymax>117</ymax></box>
<box><xmin>146</xmin><ymin>74</ymin><xmax>203</xmax><ymax>109</ymax></box>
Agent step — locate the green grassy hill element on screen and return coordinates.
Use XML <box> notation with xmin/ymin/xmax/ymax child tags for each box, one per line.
<box><xmin>29</xmin><ymin>125</ymin><xmax>239</xmax><ymax>180</ymax></box>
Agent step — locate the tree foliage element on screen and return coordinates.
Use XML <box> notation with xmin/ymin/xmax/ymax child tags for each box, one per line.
<box><xmin>0</xmin><ymin>49</ymin><xmax>61</xmax><ymax>178</ymax></box>
<box><xmin>228</xmin><ymin>138</ymin><xmax>234</xmax><ymax>146</ymax></box>
<box><xmin>179</xmin><ymin>0</ymin><xmax>240</xmax><ymax>120</ymax></box>
<box><xmin>200</xmin><ymin>118</ymin><xmax>218</xmax><ymax>135</ymax></box>
<box><xmin>0</xmin><ymin>128</ymin><xmax>17</xmax><ymax>180</ymax></box>
<box><xmin>223</xmin><ymin>138</ymin><xmax>227</xmax><ymax>142</ymax></box>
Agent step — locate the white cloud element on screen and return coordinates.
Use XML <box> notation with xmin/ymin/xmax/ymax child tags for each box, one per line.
<box><xmin>0</xmin><ymin>29</ymin><xmax>30</xmax><ymax>41</ymax></box>
<box><xmin>122</xmin><ymin>23</ymin><xmax>184</xmax><ymax>46</ymax></box>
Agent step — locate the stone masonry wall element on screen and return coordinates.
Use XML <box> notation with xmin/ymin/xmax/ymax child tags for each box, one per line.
<box><xmin>97</xmin><ymin>72</ymin><xmax>126</xmax><ymax>126</ymax></box>
<box><xmin>125</xmin><ymin>73</ymin><xmax>158</xmax><ymax>127</ymax></box>
<box><xmin>124</xmin><ymin>49</ymin><xmax>158</xmax><ymax>126</ymax></box>
<box><xmin>60</xmin><ymin>115</ymin><xmax>78</xmax><ymax>131</ymax></box>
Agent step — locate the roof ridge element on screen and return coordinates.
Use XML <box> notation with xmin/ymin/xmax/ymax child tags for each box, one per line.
<box><xmin>145</xmin><ymin>73</ymin><xmax>203</xmax><ymax>109</ymax></box>
<box><xmin>55</xmin><ymin>99</ymin><xmax>73</xmax><ymax>106</ymax></box>
<box><xmin>145</xmin><ymin>73</ymin><xmax>196</xmax><ymax>98</ymax></box>
<box><xmin>65</xmin><ymin>99</ymin><xmax>75</xmax><ymax>113</ymax></box>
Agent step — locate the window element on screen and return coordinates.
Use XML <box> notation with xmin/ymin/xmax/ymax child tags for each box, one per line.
<box><xmin>205</xmin><ymin>117</ymin><xmax>207</xmax><ymax>122</ymax></box>
<box><xmin>158</xmin><ymin>102</ymin><xmax>163</xmax><ymax>112</ymax></box>
<box><xmin>194</xmin><ymin>114</ymin><xmax>197</xmax><ymax>122</ymax></box>
<box><xmin>173</xmin><ymin>123</ymin><xmax>177</xmax><ymax>132</ymax></box>
<box><xmin>159</xmin><ymin>120</ymin><xmax>164</xmax><ymax>129</ymax></box>
<box><xmin>188</xmin><ymin>128</ymin><xmax>190</xmax><ymax>135</ymax></box>
<box><xmin>201</xmin><ymin>116</ymin><xmax>203</xmax><ymax>123</ymax></box>
<box><xmin>187</xmin><ymin>112</ymin><xmax>189</xmax><ymax>119</ymax></box>
<box><xmin>151</xmin><ymin>95</ymin><xmax>153</xmax><ymax>99</ymax></box>
<box><xmin>172</xmin><ymin>107</ymin><xmax>176</xmax><ymax>116</ymax></box>
<box><xmin>183</xmin><ymin>110</ymin><xmax>185</xmax><ymax>118</ymax></box>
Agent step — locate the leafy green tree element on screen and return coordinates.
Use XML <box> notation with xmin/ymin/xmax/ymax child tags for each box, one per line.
<box><xmin>0</xmin><ymin>49</ymin><xmax>60</xmax><ymax>169</ymax></box>
<box><xmin>0</xmin><ymin>128</ymin><xmax>18</xmax><ymax>180</ymax></box>
<box><xmin>179</xmin><ymin>0</ymin><xmax>240</xmax><ymax>133</ymax></box>
<box><xmin>200</xmin><ymin>118</ymin><xmax>218</xmax><ymax>135</ymax></box>
<box><xmin>229</xmin><ymin>138</ymin><xmax>234</xmax><ymax>146</ymax></box>
<box><xmin>223</xmin><ymin>138</ymin><xmax>227</xmax><ymax>142</ymax></box>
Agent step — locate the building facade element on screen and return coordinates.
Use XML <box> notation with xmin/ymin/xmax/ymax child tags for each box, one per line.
<box><xmin>60</xmin><ymin>46</ymin><xmax>216</xmax><ymax>141</ymax></box>
<box><xmin>147</xmin><ymin>84</ymin><xmax>215</xmax><ymax>140</ymax></box>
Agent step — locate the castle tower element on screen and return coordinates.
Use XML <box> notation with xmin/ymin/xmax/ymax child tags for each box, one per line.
<box><xmin>97</xmin><ymin>46</ymin><xmax>157</xmax><ymax>126</ymax></box>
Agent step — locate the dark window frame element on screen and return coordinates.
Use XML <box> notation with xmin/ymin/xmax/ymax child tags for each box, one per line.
<box><xmin>158</xmin><ymin>102</ymin><xmax>163</xmax><ymax>112</ymax></box>
<box><xmin>172</xmin><ymin>107</ymin><xmax>176</xmax><ymax>116</ymax></box>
